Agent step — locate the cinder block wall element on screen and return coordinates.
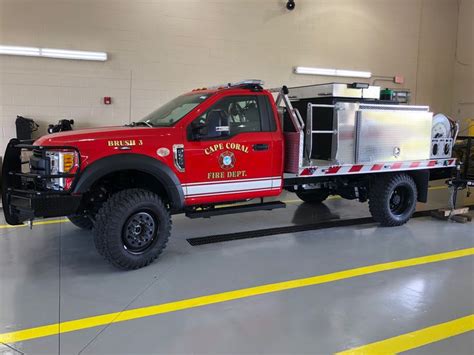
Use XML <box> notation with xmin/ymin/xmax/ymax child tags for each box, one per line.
<box><xmin>452</xmin><ymin>0</ymin><xmax>474</xmax><ymax>135</ymax></box>
<box><xmin>0</xmin><ymin>0</ymin><xmax>461</xmax><ymax>150</ymax></box>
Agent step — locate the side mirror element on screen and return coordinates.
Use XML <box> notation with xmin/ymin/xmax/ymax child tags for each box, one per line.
<box><xmin>191</xmin><ymin>122</ymin><xmax>207</xmax><ymax>139</ymax></box>
<box><xmin>193</xmin><ymin>110</ymin><xmax>230</xmax><ymax>140</ymax></box>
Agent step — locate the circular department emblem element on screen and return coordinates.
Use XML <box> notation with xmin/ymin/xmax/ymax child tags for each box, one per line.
<box><xmin>218</xmin><ymin>151</ymin><xmax>235</xmax><ymax>170</ymax></box>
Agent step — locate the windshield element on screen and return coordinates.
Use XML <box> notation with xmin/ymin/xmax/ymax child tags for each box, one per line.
<box><xmin>139</xmin><ymin>93</ymin><xmax>212</xmax><ymax>127</ymax></box>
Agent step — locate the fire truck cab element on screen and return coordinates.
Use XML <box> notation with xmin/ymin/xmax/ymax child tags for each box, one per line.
<box><xmin>1</xmin><ymin>80</ymin><xmax>458</xmax><ymax>269</ymax></box>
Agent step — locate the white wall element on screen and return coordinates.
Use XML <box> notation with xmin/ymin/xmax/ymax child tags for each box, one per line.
<box><xmin>452</xmin><ymin>0</ymin><xmax>474</xmax><ymax>134</ymax></box>
<box><xmin>0</xmin><ymin>0</ymin><xmax>460</xmax><ymax>150</ymax></box>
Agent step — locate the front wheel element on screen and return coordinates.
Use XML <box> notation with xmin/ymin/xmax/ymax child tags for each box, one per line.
<box><xmin>93</xmin><ymin>189</ymin><xmax>171</xmax><ymax>270</ymax></box>
<box><xmin>369</xmin><ymin>173</ymin><xmax>417</xmax><ymax>226</ymax></box>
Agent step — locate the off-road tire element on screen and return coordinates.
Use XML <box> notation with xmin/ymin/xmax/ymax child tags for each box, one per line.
<box><xmin>67</xmin><ymin>214</ymin><xmax>93</xmax><ymax>230</ymax></box>
<box><xmin>92</xmin><ymin>189</ymin><xmax>171</xmax><ymax>270</ymax></box>
<box><xmin>369</xmin><ymin>173</ymin><xmax>417</xmax><ymax>227</ymax></box>
<box><xmin>296</xmin><ymin>189</ymin><xmax>330</xmax><ymax>204</ymax></box>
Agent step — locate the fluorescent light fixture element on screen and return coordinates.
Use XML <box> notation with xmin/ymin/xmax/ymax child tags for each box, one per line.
<box><xmin>0</xmin><ymin>45</ymin><xmax>40</xmax><ymax>57</ymax></box>
<box><xmin>41</xmin><ymin>48</ymin><xmax>107</xmax><ymax>61</ymax></box>
<box><xmin>0</xmin><ymin>45</ymin><xmax>107</xmax><ymax>61</ymax></box>
<box><xmin>335</xmin><ymin>69</ymin><xmax>372</xmax><ymax>78</ymax></box>
<box><xmin>294</xmin><ymin>66</ymin><xmax>371</xmax><ymax>78</ymax></box>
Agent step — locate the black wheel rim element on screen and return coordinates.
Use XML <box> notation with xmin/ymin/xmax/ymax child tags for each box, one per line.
<box><xmin>122</xmin><ymin>211</ymin><xmax>158</xmax><ymax>254</ymax></box>
<box><xmin>389</xmin><ymin>186</ymin><xmax>411</xmax><ymax>216</ymax></box>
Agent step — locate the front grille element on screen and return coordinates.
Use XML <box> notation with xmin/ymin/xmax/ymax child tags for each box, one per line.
<box><xmin>30</xmin><ymin>150</ymin><xmax>49</xmax><ymax>175</ymax></box>
<box><xmin>28</xmin><ymin>150</ymin><xmax>50</xmax><ymax>190</ymax></box>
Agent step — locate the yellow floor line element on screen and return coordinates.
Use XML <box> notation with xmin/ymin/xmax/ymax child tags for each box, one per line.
<box><xmin>429</xmin><ymin>185</ymin><xmax>448</xmax><ymax>191</ymax></box>
<box><xmin>0</xmin><ymin>218</ymin><xmax>69</xmax><ymax>229</ymax></box>
<box><xmin>336</xmin><ymin>314</ymin><xmax>474</xmax><ymax>355</ymax></box>
<box><xmin>0</xmin><ymin>247</ymin><xmax>472</xmax><ymax>344</ymax></box>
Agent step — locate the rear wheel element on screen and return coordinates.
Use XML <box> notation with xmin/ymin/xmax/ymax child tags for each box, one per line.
<box><xmin>93</xmin><ymin>189</ymin><xmax>171</xmax><ymax>270</ymax></box>
<box><xmin>296</xmin><ymin>189</ymin><xmax>330</xmax><ymax>204</ymax></box>
<box><xmin>67</xmin><ymin>214</ymin><xmax>93</xmax><ymax>230</ymax></box>
<box><xmin>369</xmin><ymin>173</ymin><xmax>417</xmax><ymax>226</ymax></box>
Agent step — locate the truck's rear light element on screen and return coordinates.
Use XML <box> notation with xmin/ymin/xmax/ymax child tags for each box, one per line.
<box><xmin>173</xmin><ymin>144</ymin><xmax>185</xmax><ymax>172</ymax></box>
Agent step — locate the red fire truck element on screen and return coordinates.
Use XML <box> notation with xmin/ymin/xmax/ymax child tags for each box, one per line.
<box><xmin>1</xmin><ymin>80</ymin><xmax>458</xmax><ymax>269</ymax></box>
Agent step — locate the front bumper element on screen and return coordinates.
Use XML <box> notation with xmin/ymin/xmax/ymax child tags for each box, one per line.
<box><xmin>1</xmin><ymin>139</ymin><xmax>82</xmax><ymax>225</ymax></box>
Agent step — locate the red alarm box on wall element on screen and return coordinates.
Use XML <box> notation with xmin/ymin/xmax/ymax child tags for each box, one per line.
<box><xmin>103</xmin><ymin>97</ymin><xmax>112</xmax><ymax>105</ymax></box>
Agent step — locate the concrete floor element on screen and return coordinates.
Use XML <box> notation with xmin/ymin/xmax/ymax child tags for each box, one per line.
<box><xmin>0</xmin><ymin>183</ymin><xmax>473</xmax><ymax>354</ymax></box>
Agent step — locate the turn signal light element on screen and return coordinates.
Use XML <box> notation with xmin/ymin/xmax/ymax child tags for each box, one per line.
<box><xmin>62</xmin><ymin>153</ymin><xmax>75</xmax><ymax>172</ymax></box>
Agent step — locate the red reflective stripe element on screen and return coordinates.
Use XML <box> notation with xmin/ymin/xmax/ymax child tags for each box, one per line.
<box><xmin>371</xmin><ymin>164</ymin><xmax>383</xmax><ymax>171</ymax></box>
<box><xmin>391</xmin><ymin>162</ymin><xmax>403</xmax><ymax>169</ymax></box>
<box><xmin>326</xmin><ymin>166</ymin><xmax>341</xmax><ymax>174</ymax></box>
<box><xmin>349</xmin><ymin>165</ymin><xmax>363</xmax><ymax>172</ymax></box>
<box><xmin>428</xmin><ymin>160</ymin><xmax>437</xmax><ymax>167</ymax></box>
<box><xmin>410</xmin><ymin>162</ymin><xmax>421</xmax><ymax>168</ymax></box>
<box><xmin>448</xmin><ymin>159</ymin><xmax>454</xmax><ymax>165</ymax></box>
<box><xmin>300</xmin><ymin>168</ymin><xmax>311</xmax><ymax>176</ymax></box>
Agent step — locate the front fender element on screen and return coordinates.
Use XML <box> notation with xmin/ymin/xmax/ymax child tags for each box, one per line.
<box><xmin>73</xmin><ymin>154</ymin><xmax>184</xmax><ymax>212</ymax></box>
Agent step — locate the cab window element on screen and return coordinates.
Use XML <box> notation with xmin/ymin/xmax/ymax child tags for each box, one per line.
<box><xmin>190</xmin><ymin>96</ymin><xmax>262</xmax><ymax>140</ymax></box>
<box><xmin>140</xmin><ymin>93</ymin><xmax>212</xmax><ymax>127</ymax></box>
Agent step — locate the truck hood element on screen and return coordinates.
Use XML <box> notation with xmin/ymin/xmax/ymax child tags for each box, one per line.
<box><xmin>35</xmin><ymin>126</ymin><xmax>174</xmax><ymax>145</ymax></box>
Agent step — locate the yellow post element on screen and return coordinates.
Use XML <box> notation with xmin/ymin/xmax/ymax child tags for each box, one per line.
<box><xmin>468</xmin><ymin>118</ymin><xmax>474</xmax><ymax>136</ymax></box>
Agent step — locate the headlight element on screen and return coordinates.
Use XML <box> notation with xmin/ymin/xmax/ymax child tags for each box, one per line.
<box><xmin>60</xmin><ymin>152</ymin><xmax>75</xmax><ymax>173</ymax></box>
<box><xmin>46</xmin><ymin>151</ymin><xmax>77</xmax><ymax>174</ymax></box>
<box><xmin>45</xmin><ymin>150</ymin><xmax>78</xmax><ymax>190</ymax></box>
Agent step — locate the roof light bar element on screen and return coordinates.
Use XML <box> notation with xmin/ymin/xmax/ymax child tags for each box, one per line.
<box><xmin>232</xmin><ymin>79</ymin><xmax>265</xmax><ymax>87</ymax></box>
<box><xmin>294</xmin><ymin>66</ymin><xmax>371</xmax><ymax>78</ymax></box>
<box><xmin>205</xmin><ymin>79</ymin><xmax>265</xmax><ymax>90</ymax></box>
<box><xmin>0</xmin><ymin>45</ymin><xmax>107</xmax><ymax>61</ymax></box>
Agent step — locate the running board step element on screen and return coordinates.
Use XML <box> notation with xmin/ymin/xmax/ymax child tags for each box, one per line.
<box><xmin>185</xmin><ymin>201</ymin><xmax>286</xmax><ymax>219</ymax></box>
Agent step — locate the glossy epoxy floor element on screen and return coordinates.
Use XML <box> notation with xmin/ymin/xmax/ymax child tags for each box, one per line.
<box><xmin>0</xmin><ymin>184</ymin><xmax>473</xmax><ymax>354</ymax></box>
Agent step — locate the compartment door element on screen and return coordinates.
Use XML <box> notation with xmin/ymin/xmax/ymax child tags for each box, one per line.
<box><xmin>355</xmin><ymin>108</ymin><xmax>432</xmax><ymax>163</ymax></box>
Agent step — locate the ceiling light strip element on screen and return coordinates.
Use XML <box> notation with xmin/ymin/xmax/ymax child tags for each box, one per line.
<box><xmin>0</xmin><ymin>45</ymin><xmax>107</xmax><ymax>61</ymax></box>
<box><xmin>294</xmin><ymin>66</ymin><xmax>371</xmax><ymax>78</ymax></box>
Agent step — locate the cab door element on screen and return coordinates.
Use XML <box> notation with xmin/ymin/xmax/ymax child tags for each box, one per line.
<box><xmin>183</xmin><ymin>94</ymin><xmax>282</xmax><ymax>205</ymax></box>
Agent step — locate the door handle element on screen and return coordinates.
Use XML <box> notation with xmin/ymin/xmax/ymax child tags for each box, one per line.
<box><xmin>253</xmin><ymin>143</ymin><xmax>269</xmax><ymax>151</ymax></box>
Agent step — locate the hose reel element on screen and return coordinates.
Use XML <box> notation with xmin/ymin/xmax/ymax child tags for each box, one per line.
<box><xmin>430</xmin><ymin>113</ymin><xmax>458</xmax><ymax>159</ymax></box>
